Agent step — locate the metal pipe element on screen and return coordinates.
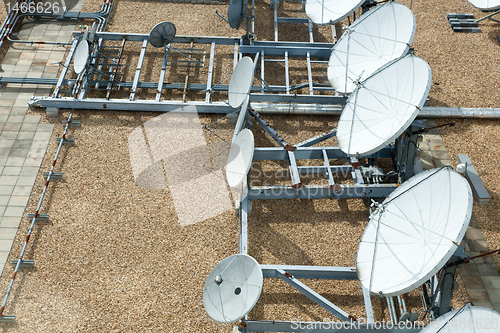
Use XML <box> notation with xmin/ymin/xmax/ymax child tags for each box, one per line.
<box><xmin>388</xmin><ymin>296</ymin><xmax>398</xmax><ymax>323</ymax></box>
<box><xmin>0</xmin><ymin>110</ymin><xmax>75</xmax><ymax>319</ymax></box>
<box><xmin>7</xmin><ymin>35</ymin><xmax>72</xmax><ymax>45</ymax></box>
<box><xmin>386</xmin><ymin>297</ymin><xmax>396</xmax><ymax>323</ymax></box>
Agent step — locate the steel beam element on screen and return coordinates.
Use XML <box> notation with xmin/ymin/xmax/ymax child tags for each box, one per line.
<box><xmin>362</xmin><ymin>286</ymin><xmax>374</xmax><ymax>323</ymax></box>
<box><xmin>250</xmin><ymin>110</ymin><xmax>290</xmax><ymax>147</ymax></box>
<box><xmin>30</xmin><ymin>98</ymin><xmax>235</xmax><ymax>112</ymax></box>
<box><xmin>130</xmin><ymin>39</ymin><xmax>148</xmax><ymax>101</ymax></box>
<box><xmin>156</xmin><ymin>45</ymin><xmax>170</xmax><ymax>102</ymax></box>
<box><xmin>287</xmin><ymin>151</ymin><xmax>301</xmax><ymax>187</ymax></box>
<box><xmin>296</xmin><ymin>165</ymin><xmax>351</xmax><ymax>176</ymax></box>
<box><xmin>248</xmin><ymin>184</ymin><xmax>397</xmax><ymax>200</ymax></box>
<box><xmin>241</xmin><ymin>41</ymin><xmax>333</xmax><ymax>58</ymax></box>
<box><xmin>205</xmin><ymin>41</ymin><xmax>216</xmax><ymax>103</ymax></box>
<box><xmin>296</xmin><ymin>129</ymin><xmax>337</xmax><ymax>147</ymax></box>
<box><xmin>240</xmin><ymin>194</ymin><xmax>248</xmax><ymax>255</ymax></box>
<box><xmin>53</xmin><ymin>38</ymin><xmax>79</xmax><ymax>98</ymax></box>
<box><xmin>73</xmin><ymin>32</ymin><xmax>242</xmax><ymax>45</ymax></box>
<box><xmin>276</xmin><ymin>269</ymin><xmax>351</xmax><ymax>321</ymax></box>
<box><xmin>261</xmin><ymin>265</ymin><xmax>357</xmax><ymax>280</ymax></box>
<box><xmin>242</xmin><ymin>321</ymin><xmax>422</xmax><ymax>332</ymax></box>
<box><xmin>323</xmin><ymin>150</ymin><xmax>336</xmax><ymax>186</ymax></box>
<box><xmin>253</xmin><ymin>146</ymin><xmax>392</xmax><ymax>160</ymax></box>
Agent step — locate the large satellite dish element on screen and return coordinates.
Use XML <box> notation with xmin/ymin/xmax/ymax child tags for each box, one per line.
<box><xmin>328</xmin><ymin>1</ymin><xmax>416</xmax><ymax>94</ymax></box>
<box><xmin>228</xmin><ymin>56</ymin><xmax>254</xmax><ymax>108</ymax></box>
<box><xmin>203</xmin><ymin>254</ymin><xmax>263</xmax><ymax>323</ymax></box>
<box><xmin>149</xmin><ymin>21</ymin><xmax>176</xmax><ymax>48</ymax></box>
<box><xmin>420</xmin><ymin>305</ymin><xmax>500</xmax><ymax>333</ymax></box>
<box><xmin>357</xmin><ymin>167</ymin><xmax>473</xmax><ymax>297</ymax></box>
<box><xmin>74</xmin><ymin>39</ymin><xmax>89</xmax><ymax>74</ymax></box>
<box><xmin>226</xmin><ymin>129</ymin><xmax>254</xmax><ymax>188</ymax></box>
<box><xmin>228</xmin><ymin>0</ymin><xmax>249</xmax><ymax>29</ymax></box>
<box><xmin>336</xmin><ymin>54</ymin><xmax>432</xmax><ymax>156</ymax></box>
<box><xmin>468</xmin><ymin>0</ymin><xmax>500</xmax><ymax>10</ymax></box>
<box><xmin>305</xmin><ymin>0</ymin><xmax>365</xmax><ymax>25</ymax></box>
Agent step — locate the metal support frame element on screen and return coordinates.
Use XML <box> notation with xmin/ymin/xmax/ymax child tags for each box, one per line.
<box><xmin>241</xmin><ymin>321</ymin><xmax>422</xmax><ymax>332</ymax></box>
<box><xmin>0</xmin><ymin>3</ymin><xmax>480</xmax><ymax>328</ymax></box>
<box><xmin>447</xmin><ymin>9</ymin><xmax>500</xmax><ymax>33</ymax></box>
<box><xmin>156</xmin><ymin>45</ymin><xmax>171</xmax><ymax>102</ymax></box>
<box><xmin>276</xmin><ymin>269</ymin><xmax>351</xmax><ymax>321</ymax></box>
<box><xmin>233</xmin><ymin>107</ymin><xmax>408</xmax><ymax>330</ymax></box>
<box><xmin>130</xmin><ymin>39</ymin><xmax>148</xmax><ymax>101</ymax></box>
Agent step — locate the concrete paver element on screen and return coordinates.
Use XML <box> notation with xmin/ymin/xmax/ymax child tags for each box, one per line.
<box><xmin>0</xmin><ymin>186</ymin><xmax>14</xmax><ymax>196</ymax></box>
<box><xmin>0</xmin><ymin>197</ymin><xmax>9</xmax><ymax>206</ymax></box>
<box><xmin>3</xmin><ymin>205</ymin><xmax>26</xmax><ymax>217</ymax></box>
<box><xmin>12</xmin><ymin>185</ymin><xmax>34</xmax><ymax>196</ymax></box>
<box><xmin>7</xmin><ymin>196</ymin><xmax>29</xmax><ymax>207</ymax></box>
<box><xmin>0</xmin><ymin>11</ymin><xmax>75</xmax><ymax>282</ymax></box>
<box><xmin>0</xmin><ymin>217</ymin><xmax>21</xmax><ymax>228</ymax></box>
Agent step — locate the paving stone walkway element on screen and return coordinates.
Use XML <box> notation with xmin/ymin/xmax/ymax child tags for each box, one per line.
<box><xmin>419</xmin><ymin>120</ymin><xmax>500</xmax><ymax>312</ymax></box>
<box><xmin>0</xmin><ymin>13</ymin><xmax>82</xmax><ymax>274</ymax></box>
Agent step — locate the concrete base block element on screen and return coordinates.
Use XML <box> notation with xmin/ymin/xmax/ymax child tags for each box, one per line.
<box><xmin>46</xmin><ymin>107</ymin><xmax>59</xmax><ymax>117</ymax></box>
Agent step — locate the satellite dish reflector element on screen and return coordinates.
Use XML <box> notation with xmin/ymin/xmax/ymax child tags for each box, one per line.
<box><xmin>203</xmin><ymin>254</ymin><xmax>263</xmax><ymax>323</ymax></box>
<box><xmin>420</xmin><ymin>305</ymin><xmax>500</xmax><ymax>333</ymax></box>
<box><xmin>468</xmin><ymin>0</ymin><xmax>500</xmax><ymax>10</ymax></box>
<box><xmin>328</xmin><ymin>1</ymin><xmax>416</xmax><ymax>94</ymax></box>
<box><xmin>226</xmin><ymin>129</ymin><xmax>254</xmax><ymax>187</ymax></box>
<box><xmin>228</xmin><ymin>0</ymin><xmax>249</xmax><ymax>29</ymax></box>
<box><xmin>82</xmin><ymin>25</ymin><xmax>89</xmax><ymax>41</ymax></box>
<box><xmin>336</xmin><ymin>54</ymin><xmax>432</xmax><ymax>156</ymax></box>
<box><xmin>89</xmin><ymin>22</ymin><xmax>97</xmax><ymax>42</ymax></box>
<box><xmin>228</xmin><ymin>56</ymin><xmax>254</xmax><ymax>108</ymax></box>
<box><xmin>149</xmin><ymin>21</ymin><xmax>176</xmax><ymax>48</ymax></box>
<box><xmin>74</xmin><ymin>40</ymin><xmax>89</xmax><ymax>74</ymax></box>
<box><xmin>305</xmin><ymin>0</ymin><xmax>365</xmax><ymax>25</ymax></box>
<box><xmin>357</xmin><ymin>167</ymin><xmax>473</xmax><ymax>297</ymax></box>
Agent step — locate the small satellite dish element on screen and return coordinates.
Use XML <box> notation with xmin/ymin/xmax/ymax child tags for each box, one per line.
<box><xmin>468</xmin><ymin>0</ymin><xmax>500</xmax><ymax>10</ymax></box>
<box><xmin>228</xmin><ymin>56</ymin><xmax>254</xmax><ymax>109</ymax></box>
<box><xmin>149</xmin><ymin>21</ymin><xmax>176</xmax><ymax>48</ymax></box>
<box><xmin>82</xmin><ymin>25</ymin><xmax>89</xmax><ymax>41</ymax></box>
<box><xmin>328</xmin><ymin>1</ymin><xmax>416</xmax><ymax>94</ymax></box>
<box><xmin>203</xmin><ymin>254</ymin><xmax>263</xmax><ymax>323</ymax></box>
<box><xmin>357</xmin><ymin>167</ymin><xmax>473</xmax><ymax>296</ymax></box>
<box><xmin>74</xmin><ymin>39</ymin><xmax>89</xmax><ymax>74</ymax></box>
<box><xmin>89</xmin><ymin>22</ymin><xmax>97</xmax><ymax>42</ymax></box>
<box><xmin>228</xmin><ymin>0</ymin><xmax>249</xmax><ymax>29</ymax></box>
<box><xmin>336</xmin><ymin>54</ymin><xmax>432</xmax><ymax>156</ymax></box>
<box><xmin>305</xmin><ymin>0</ymin><xmax>365</xmax><ymax>25</ymax></box>
<box><xmin>226</xmin><ymin>129</ymin><xmax>254</xmax><ymax>188</ymax></box>
<box><xmin>420</xmin><ymin>305</ymin><xmax>500</xmax><ymax>333</ymax></box>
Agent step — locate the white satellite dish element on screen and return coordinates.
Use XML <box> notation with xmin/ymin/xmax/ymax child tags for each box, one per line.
<box><xmin>74</xmin><ymin>39</ymin><xmax>89</xmax><ymax>74</ymax></box>
<box><xmin>468</xmin><ymin>0</ymin><xmax>500</xmax><ymax>10</ymax></box>
<box><xmin>226</xmin><ymin>129</ymin><xmax>254</xmax><ymax>188</ymax></box>
<box><xmin>82</xmin><ymin>25</ymin><xmax>89</xmax><ymax>42</ymax></box>
<box><xmin>328</xmin><ymin>1</ymin><xmax>416</xmax><ymax>94</ymax></box>
<box><xmin>420</xmin><ymin>305</ymin><xmax>500</xmax><ymax>333</ymax></box>
<box><xmin>228</xmin><ymin>0</ymin><xmax>249</xmax><ymax>29</ymax></box>
<box><xmin>336</xmin><ymin>54</ymin><xmax>432</xmax><ymax>156</ymax></box>
<box><xmin>305</xmin><ymin>0</ymin><xmax>365</xmax><ymax>25</ymax></box>
<box><xmin>149</xmin><ymin>21</ymin><xmax>176</xmax><ymax>48</ymax></box>
<box><xmin>203</xmin><ymin>254</ymin><xmax>263</xmax><ymax>323</ymax></box>
<box><xmin>357</xmin><ymin>167</ymin><xmax>473</xmax><ymax>297</ymax></box>
<box><xmin>228</xmin><ymin>56</ymin><xmax>254</xmax><ymax>109</ymax></box>
<box><xmin>89</xmin><ymin>22</ymin><xmax>97</xmax><ymax>42</ymax></box>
